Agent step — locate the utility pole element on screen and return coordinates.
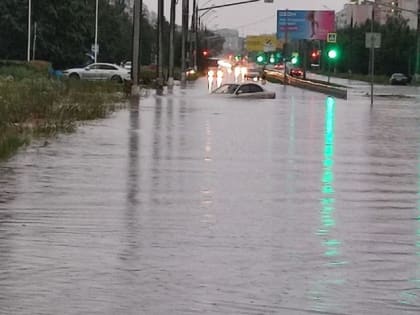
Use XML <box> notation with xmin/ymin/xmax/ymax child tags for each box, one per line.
<box><xmin>416</xmin><ymin>0</ymin><xmax>420</xmax><ymax>81</ymax></box>
<box><xmin>131</xmin><ymin>0</ymin><xmax>142</xmax><ymax>95</ymax></box>
<box><xmin>369</xmin><ymin>4</ymin><xmax>374</xmax><ymax>107</ymax></box>
<box><xmin>94</xmin><ymin>0</ymin><xmax>99</xmax><ymax>63</ymax></box>
<box><xmin>195</xmin><ymin>4</ymin><xmax>199</xmax><ymax>71</ymax></box>
<box><xmin>192</xmin><ymin>0</ymin><xmax>197</xmax><ymax>70</ymax></box>
<box><xmin>168</xmin><ymin>0</ymin><xmax>176</xmax><ymax>92</ymax></box>
<box><xmin>283</xmin><ymin>9</ymin><xmax>288</xmax><ymax>83</ymax></box>
<box><xmin>157</xmin><ymin>0</ymin><xmax>164</xmax><ymax>95</ymax></box>
<box><xmin>27</xmin><ymin>0</ymin><xmax>31</xmax><ymax>62</ymax></box>
<box><xmin>181</xmin><ymin>0</ymin><xmax>189</xmax><ymax>87</ymax></box>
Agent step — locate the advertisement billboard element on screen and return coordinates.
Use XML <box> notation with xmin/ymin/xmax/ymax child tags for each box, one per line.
<box><xmin>245</xmin><ymin>35</ymin><xmax>283</xmax><ymax>52</ymax></box>
<box><xmin>277</xmin><ymin>10</ymin><xmax>335</xmax><ymax>40</ymax></box>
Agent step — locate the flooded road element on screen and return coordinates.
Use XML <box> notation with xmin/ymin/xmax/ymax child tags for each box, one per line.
<box><xmin>1</xmin><ymin>79</ymin><xmax>420</xmax><ymax>314</ymax></box>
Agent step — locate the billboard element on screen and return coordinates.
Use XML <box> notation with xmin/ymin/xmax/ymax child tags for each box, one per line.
<box><xmin>245</xmin><ymin>35</ymin><xmax>283</xmax><ymax>52</ymax></box>
<box><xmin>277</xmin><ymin>10</ymin><xmax>335</xmax><ymax>40</ymax></box>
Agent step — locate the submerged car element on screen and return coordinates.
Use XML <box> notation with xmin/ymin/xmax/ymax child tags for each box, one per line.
<box><xmin>389</xmin><ymin>73</ymin><xmax>409</xmax><ymax>85</ymax></box>
<box><xmin>62</xmin><ymin>63</ymin><xmax>130</xmax><ymax>83</ymax></box>
<box><xmin>212</xmin><ymin>83</ymin><xmax>276</xmax><ymax>99</ymax></box>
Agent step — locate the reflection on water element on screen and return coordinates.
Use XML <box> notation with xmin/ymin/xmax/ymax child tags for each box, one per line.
<box><xmin>311</xmin><ymin>96</ymin><xmax>347</xmax><ymax>314</ymax></box>
<box><xmin>1</xmin><ymin>82</ymin><xmax>420</xmax><ymax>314</ymax></box>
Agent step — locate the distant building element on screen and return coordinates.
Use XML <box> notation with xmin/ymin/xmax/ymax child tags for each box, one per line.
<box><xmin>214</xmin><ymin>29</ymin><xmax>241</xmax><ymax>54</ymax></box>
<box><xmin>336</xmin><ymin>0</ymin><xmax>418</xmax><ymax>29</ymax></box>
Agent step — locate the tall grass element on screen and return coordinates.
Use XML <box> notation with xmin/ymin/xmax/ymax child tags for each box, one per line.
<box><xmin>0</xmin><ymin>68</ymin><xmax>127</xmax><ymax>160</ymax></box>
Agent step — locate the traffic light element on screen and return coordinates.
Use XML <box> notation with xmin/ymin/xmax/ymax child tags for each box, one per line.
<box><xmin>327</xmin><ymin>48</ymin><xmax>338</xmax><ymax>60</ymax></box>
<box><xmin>202</xmin><ymin>50</ymin><xmax>209</xmax><ymax>57</ymax></box>
<box><xmin>290</xmin><ymin>52</ymin><xmax>299</xmax><ymax>65</ymax></box>
<box><xmin>310</xmin><ymin>50</ymin><xmax>320</xmax><ymax>66</ymax></box>
<box><xmin>256</xmin><ymin>52</ymin><xmax>266</xmax><ymax>64</ymax></box>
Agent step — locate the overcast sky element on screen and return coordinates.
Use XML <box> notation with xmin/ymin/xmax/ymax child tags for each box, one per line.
<box><xmin>142</xmin><ymin>0</ymin><xmax>349</xmax><ymax>36</ymax></box>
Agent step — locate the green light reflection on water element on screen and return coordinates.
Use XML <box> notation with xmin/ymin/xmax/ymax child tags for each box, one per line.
<box><xmin>318</xmin><ymin>97</ymin><xmax>343</xmax><ymax>261</ymax></box>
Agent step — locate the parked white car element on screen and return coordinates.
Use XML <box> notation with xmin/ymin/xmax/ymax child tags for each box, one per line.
<box><xmin>63</xmin><ymin>63</ymin><xmax>130</xmax><ymax>83</ymax></box>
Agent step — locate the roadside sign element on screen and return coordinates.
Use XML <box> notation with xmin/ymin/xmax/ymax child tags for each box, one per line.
<box><xmin>263</xmin><ymin>39</ymin><xmax>275</xmax><ymax>52</ymax></box>
<box><xmin>327</xmin><ymin>32</ymin><xmax>337</xmax><ymax>43</ymax></box>
<box><xmin>245</xmin><ymin>35</ymin><xmax>282</xmax><ymax>52</ymax></box>
<box><xmin>91</xmin><ymin>43</ymin><xmax>99</xmax><ymax>53</ymax></box>
<box><xmin>365</xmin><ymin>32</ymin><xmax>381</xmax><ymax>48</ymax></box>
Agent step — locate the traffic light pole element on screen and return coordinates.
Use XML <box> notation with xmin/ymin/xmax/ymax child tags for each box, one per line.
<box><xmin>168</xmin><ymin>0</ymin><xmax>176</xmax><ymax>92</ymax></box>
<box><xmin>181</xmin><ymin>0</ymin><xmax>189</xmax><ymax>87</ymax></box>
<box><xmin>157</xmin><ymin>0</ymin><xmax>164</xmax><ymax>95</ymax></box>
<box><xmin>370</xmin><ymin>5</ymin><xmax>374</xmax><ymax>107</ymax></box>
<box><xmin>328</xmin><ymin>59</ymin><xmax>331</xmax><ymax>83</ymax></box>
<box><xmin>131</xmin><ymin>0</ymin><xmax>142</xmax><ymax>95</ymax></box>
<box><xmin>283</xmin><ymin>9</ymin><xmax>288</xmax><ymax>84</ymax></box>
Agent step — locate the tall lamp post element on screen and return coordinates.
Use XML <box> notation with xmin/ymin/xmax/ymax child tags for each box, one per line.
<box><xmin>157</xmin><ymin>0</ymin><xmax>164</xmax><ymax>94</ymax></box>
<box><xmin>131</xmin><ymin>0</ymin><xmax>142</xmax><ymax>96</ymax></box>
<box><xmin>181</xmin><ymin>0</ymin><xmax>189</xmax><ymax>87</ymax></box>
<box><xmin>94</xmin><ymin>0</ymin><xmax>99</xmax><ymax>63</ymax></box>
<box><xmin>27</xmin><ymin>0</ymin><xmax>31</xmax><ymax>62</ymax></box>
<box><xmin>168</xmin><ymin>0</ymin><xmax>177</xmax><ymax>91</ymax></box>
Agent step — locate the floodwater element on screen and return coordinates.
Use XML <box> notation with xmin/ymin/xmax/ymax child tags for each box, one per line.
<box><xmin>1</xmin><ymin>79</ymin><xmax>420</xmax><ymax>314</ymax></box>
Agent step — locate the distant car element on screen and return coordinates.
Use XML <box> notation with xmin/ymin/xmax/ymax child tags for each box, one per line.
<box><xmin>62</xmin><ymin>63</ymin><xmax>130</xmax><ymax>83</ymax></box>
<box><xmin>274</xmin><ymin>63</ymin><xmax>285</xmax><ymax>71</ymax></box>
<box><xmin>389</xmin><ymin>73</ymin><xmax>409</xmax><ymax>85</ymax></box>
<box><xmin>290</xmin><ymin>67</ymin><xmax>304</xmax><ymax>77</ymax></box>
<box><xmin>212</xmin><ymin>83</ymin><xmax>275</xmax><ymax>99</ymax></box>
<box><xmin>244</xmin><ymin>67</ymin><xmax>262</xmax><ymax>81</ymax></box>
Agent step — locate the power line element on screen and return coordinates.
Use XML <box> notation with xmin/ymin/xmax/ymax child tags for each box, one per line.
<box><xmin>233</xmin><ymin>13</ymin><xmax>275</xmax><ymax>29</ymax></box>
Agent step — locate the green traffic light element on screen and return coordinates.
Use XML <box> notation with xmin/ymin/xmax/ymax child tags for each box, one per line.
<box><xmin>291</xmin><ymin>56</ymin><xmax>298</xmax><ymax>64</ymax></box>
<box><xmin>257</xmin><ymin>55</ymin><xmax>264</xmax><ymax>63</ymax></box>
<box><xmin>328</xmin><ymin>49</ymin><xmax>337</xmax><ymax>59</ymax></box>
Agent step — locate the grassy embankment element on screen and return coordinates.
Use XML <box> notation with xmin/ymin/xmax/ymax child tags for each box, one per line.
<box><xmin>0</xmin><ymin>61</ymin><xmax>127</xmax><ymax>160</ymax></box>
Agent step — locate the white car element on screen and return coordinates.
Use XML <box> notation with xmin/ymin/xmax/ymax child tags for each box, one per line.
<box><xmin>63</xmin><ymin>63</ymin><xmax>130</xmax><ymax>83</ymax></box>
<box><xmin>212</xmin><ymin>83</ymin><xmax>275</xmax><ymax>99</ymax></box>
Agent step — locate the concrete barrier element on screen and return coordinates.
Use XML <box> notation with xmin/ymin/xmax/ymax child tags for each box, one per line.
<box><xmin>265</xmin><ymin>70</ymin><xmax>348</xmax><ymax>100</ymax></box>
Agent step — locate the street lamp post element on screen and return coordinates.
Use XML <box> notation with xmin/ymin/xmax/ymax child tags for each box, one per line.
<box><xmin>27</xmin><ymin>0</ymin><xmax>31</xmax><ymax>62</ymax></box>
<box><xmin>157</xmin><ymin>0</ymin><xmax>164</xmax><ymax>94</ymax></box>
<box><xmin>168</xmin><ymin>0</ymin><xmax>177</xmax><ymax>91</ymax></box>
<box><xmin>131</xmin><ymin>0</ymin><xmax>142</xmax><ymax>95</ymax></box>
<box><xmin>181</xmin><ymin>0</ymin><xmax>189</xmax><ymax>87</ymax></box>
<box><xmin>94</xmin><ymin>0</ymin><xmax>99</xmax><ymax>63</ymax></box>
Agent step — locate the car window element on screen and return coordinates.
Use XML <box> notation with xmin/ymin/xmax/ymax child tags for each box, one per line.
<box><xmin>213</xmin><ymin>84</ymin><xmax>239</xmax><ymax>94</ymax></box>
<box><xmin>98</xmin><ymin>65</ymin><xmax>118</xmax><ymax>70</ymax></box>
<box><xmin>87</xmin><ymin>64</ymin><xmax>99</xmax><ymax>70</ymax></box>
<box><xmin>237</xmin><ymin>84</ymin><xmax>263</xmax><ymax>94</ymax></box>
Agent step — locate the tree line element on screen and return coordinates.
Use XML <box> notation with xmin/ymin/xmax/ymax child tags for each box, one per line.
<box><xmin>334</xmin><ymin>15</ymin><xmax>415</xmax><ymax>76</ymax></box>
<box><xmin>0</xmin><ymin>0</ymin><xmax>224</xmax><ymax>70</ymax></box>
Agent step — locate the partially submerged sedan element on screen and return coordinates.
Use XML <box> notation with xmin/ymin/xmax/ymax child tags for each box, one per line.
<box><xmin>212</xmin><ymin>83</ymin><xmax>276</xmax><ymax>99</ymax></box>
